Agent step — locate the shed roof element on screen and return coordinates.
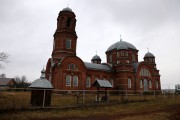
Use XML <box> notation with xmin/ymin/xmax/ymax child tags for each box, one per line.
<box><xmin>92</xmin><ymin>80</ymin><xmax>113</xmax><ymax>88</ymax></box>
<box><xmin>0</xmin><ymin>78</ymin><xmax>14</xmax><ymax>86</ymax></box>
<box><xmin>29</xmin><ymin>69</ymin><xmax>53</xmax><ymax>89</ymax></box>
<box><xmin>84</xmin><ymin>62</ymin><xmax>112</xmax><ymax>72</ymax></box>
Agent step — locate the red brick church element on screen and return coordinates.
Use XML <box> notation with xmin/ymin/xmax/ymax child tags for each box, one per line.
<box><xmin>45</xmin><ymin>7</ymin><xmax>161</xmax><ymax>92</ymax></box>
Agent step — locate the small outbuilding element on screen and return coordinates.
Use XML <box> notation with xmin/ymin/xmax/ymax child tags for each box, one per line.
<box><xmin>29</xmin><ymin>68</ymin><xmax>53</xmax><ymax>107</ymax></box>
<box><xmin>0</xmin><ymin>78</ymin><xmax>15</xmax><ymax>90</ymax></box>
<box><xmin>92</xmin><ymin>79</ymin><xmax>113</xmax><ymax>102</ymax></box>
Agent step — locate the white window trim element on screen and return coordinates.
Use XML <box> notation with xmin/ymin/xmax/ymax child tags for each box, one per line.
<box><xmin>66</xmin><ymin>39</ymin><xmax>71</xmax><ymax>49</ymax></box>
<box><xmin>86</xmin><ymin>77</ymin><xmax>91</xmax><ymax>87</ymax></box>
<box><xmin>140</xmin><ymin>80</ymin><xmax>142</xmax><ymax>88</ymax></box>
<box><xmin>66</xmin><ymin>75</ymin><xmax>71</xmax><ymax>86</ymax></box>
<box><xmin>73</xmin><ymin>76</ymin><xmax>78</xmax><ymax>87</ymax></box>
<box><xmin>128</xmin><ymin>79</ymin><xmax>131</xmax><ymax>88</ymax></box>
<box><xmin>149</xmin><ymin>80</ymin><xmax>152</xmax><ymax>88</ymax></box>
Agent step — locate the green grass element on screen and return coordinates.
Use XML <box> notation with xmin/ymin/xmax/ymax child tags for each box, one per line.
<box><xmin>0</xmin><ymin>91</ymin><xmax>180</xmax><ymax>120</ymax></box>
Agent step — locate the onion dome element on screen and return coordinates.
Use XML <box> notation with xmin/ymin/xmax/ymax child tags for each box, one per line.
<box><xmin>107</xmin><ymin>40</ymin><xmax>137</xmax><ymax>52</ymax></box>
<box><xmin>91</xmin><ymin>55</ymin><xmax>101</xmax><ymax>61</ymax></box>
<box><xmin>144</xmin><ymin>52</ymin><xmax>155</xmax><ymax>58</ymax></box>
<box><xmin>62</xmin><ymin>7</ymin><xmax>73</xmax><ymax>12</ymax></box>
<box><xmin>29</xmin><ymin>68</ymin><xmax>53</xmax><ymax>89</ymax></box>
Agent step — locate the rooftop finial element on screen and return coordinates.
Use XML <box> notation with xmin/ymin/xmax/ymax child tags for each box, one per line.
<box><xmin>41</xmin><ymin>67</ymin><xmax>46</xmax><ymax>78</ymax></box>
<box><xmin>96</xmin><ymin>50</ymin><xmax>97</xmax><ymax>55</ymax></box>
<box><xmin>147</xmin><ymin>47</ymin><xmax>149</xmax><ymax>52</ymax></box>
<box><xmin>120</xmin><ymin>34</ymin><xmax>122</xmax><ymax>42</ymax></box>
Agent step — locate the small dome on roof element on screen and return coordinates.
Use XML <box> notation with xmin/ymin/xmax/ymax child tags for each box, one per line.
<box><xmin>144</xmin><ymin>52</ymin><xmax>155</xmax><ymax>58</ymax></box>
<box><xmin>107</xmin><ymin>40</ymin><xmax>137</xmax><ymax>52</ymax></box>
<box><xmin>91</xmin><ymin>55</ymin><xmax>101</xmax><ymax>61</ymax></box>
<box><xmin>29</xmin><ymin>69</ymin><xmax>53</xmax><ymax>89</ymax></box>
<box><xmin>62</xmin><ymin>7</ymin><xmax>73</xmax><ymax>12</ymax></box>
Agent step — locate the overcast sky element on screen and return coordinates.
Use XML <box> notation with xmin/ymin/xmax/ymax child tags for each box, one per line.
<box><xmin>0</xmin><ymin>0</ymin><xmax>180</xmax><ymax>89</ymax></box>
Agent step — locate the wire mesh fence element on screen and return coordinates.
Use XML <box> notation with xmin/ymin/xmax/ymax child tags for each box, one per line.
<box><xmin>0</xmin><ymin>88</ymin><xmax>179</xmax><ymax>110</ymax></box>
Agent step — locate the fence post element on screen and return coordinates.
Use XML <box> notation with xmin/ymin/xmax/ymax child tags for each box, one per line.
<box><xmin>43</xmin><ymin>89</ymin><xmax>46</xmax><ymax>108</ymax></box>
<box><xmin>126</xmin><ymin>90</ymin><xmax>128</xmax><ymax>100</ymax></box>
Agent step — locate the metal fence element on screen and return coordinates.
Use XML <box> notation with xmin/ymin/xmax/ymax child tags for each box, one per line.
<box><xmin>0</xmin><ymin>88</ymin><xmax>179</xmax><ymax>110</ymax></box>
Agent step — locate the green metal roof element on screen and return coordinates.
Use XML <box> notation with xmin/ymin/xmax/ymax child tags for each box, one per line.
<box><xmin>92</xmin><ymin>79</ymin><xmax>113</xmax><ymax>88</ymax></box>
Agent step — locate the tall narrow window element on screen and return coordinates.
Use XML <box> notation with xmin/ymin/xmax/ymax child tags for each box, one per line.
<box><xmin>144</xmin><ymin>79</ymin><xmax>148</xmax><ymax>91</ymax></box>
<box><xmin>109</xmin><ymin>54</ymin><xmax>112</xmax><ymax>63</ymax></box>
<box><xmin>140</xmin><ymin>80</ymin><xmax>142</xmax><ymax>88</ymax></box>
<box><xmin>73</xmin><ymin>76</ymin><xmax>78</xmax><ymax>86</ymax></box>
<box><xmin>128</xmin><ymin>79</ymin><xmax>131</xmax><ymax>88</ymax></box>
<box><xmin>66</xmin><ymin>75</ymin><xmax>71</xmax><ymax>86</ymax></box>
<box><xmin>149</xmin><ymin>58</ymin><xmax>152</xmax><ymax>62</ymax></box>
<box><xmin>156</xmin><ymin>81</ymin><xmax>158</xmax><ymax>89</ymax></box>
<box><xmin>67</xmin><ymin>17</ymin><xmax>71</xmax><ymax>27</ymax></box>
<box><xmin>149</xmin><ymin>80</ymin><xmax>152</xmax><ymax>88</ymax></box>
<box><xmin>86</xmin><ymin>77</ymin><xmax>91</xmax><ymax>87</ymax></box>
<box><xmin>132</xmin><ymin>54</ymin><xmax>135</xmax><ymax>62</ymax></box>
<box><xmin>66</xmin><ymin>39</ymin><xmax>71</xmax><ymax>49</ymax></box>
<box><xmin>117</xmin><ymin>52</ymin><xmax>120</xmax><ymax>58</ymax></box>
<box><xmin>110</xmin><ymin>79</ymin><xmax>114</xmax><ymax>87</ymax></box>
<box><xmin>125</xmin><ymin>51</ymin><xmax>128</xmax><ymax>56</ymax></box>
<box><xmin>121</xmin><ymin>51</ymin><xmax>124</xmax><ymax>56</ymax></box>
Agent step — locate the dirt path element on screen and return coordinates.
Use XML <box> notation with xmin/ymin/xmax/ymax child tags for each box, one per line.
<box><xmin>110</xmin><ymin>105</ymin><xmax>180</xmax><ymax>120</ymax></box>
<box><xmin>60</xmin><ymin>105</ymin><xmax>180</xmax><ymax>120</ymax></box>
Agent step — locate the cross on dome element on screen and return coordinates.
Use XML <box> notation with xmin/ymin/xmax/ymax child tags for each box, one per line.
<box><xmin>120</xmin><ymin>35</ymin><xmax>123</xmax><ymax>42</ymax></box>
<box><xmin>147</xmin><ymin>47</ymin><xmax>149</xmax><ymax>52</ymax></box>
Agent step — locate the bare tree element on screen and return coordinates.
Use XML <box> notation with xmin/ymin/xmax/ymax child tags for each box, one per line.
<box><xmin>14</xmin><ymin>75</ymin><xmax>31</xmax><ymax>88</ymax></box>
<box><xmin>0</xmin><ymin>73</ymin><xmax>6</xmax><ymax>78</ymax></box>
<box><xmin>0</xmin><ymin>52</ymin><xmax>9</xmax><ymax>69</ymax></box>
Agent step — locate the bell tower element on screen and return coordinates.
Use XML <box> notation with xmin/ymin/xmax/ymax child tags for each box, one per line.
<box><xmin>52</xmin><ymin>7</ymin><xmax>77</xmax><ymax>60</ymax></box>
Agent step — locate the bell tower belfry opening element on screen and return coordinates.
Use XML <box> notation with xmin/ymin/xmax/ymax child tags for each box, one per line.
<box><xmin>52</xmin><ymin>7</ymin><xmax>77</xmax><ymax>61</ymax></box>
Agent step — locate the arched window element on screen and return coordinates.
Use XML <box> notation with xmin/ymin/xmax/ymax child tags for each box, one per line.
<box><xmin>128</xmin><ymin>79</ymin><xmax>131</xmax><ymax>88</ymax></box>
<box><xmin>66</xmin><ymin>39</ymin><xmax>71</xmax><ymax>49</ymax></box>
<box><xmin>149</xmin><ymin>58</ymin><xmax>152</xmax><ymax>62</ymax></box>
<box><xmin>110</xmin><ymin>79</ymin><xmax>114</xmax><ymax>87</ymax></box>
<box><xmin>66</xmin><ymin>75</ymin><xmax>71</xmax><ymax>86</ymax></box>
<box><xmin>121</xmin><ymin>51</ymin><xmax>124</xmax><ymax>56</ymax></box>
<box><xmin>144</xmin><ymin>79</ymin><xmax>148</xmax><ymax>91</ymax></box>
<box><xmin>117</xmin><ymin>52</ymin><xmax>120</xmax><ymax>58</ymax></box>
<box><xmin>73</xmin><ymin>76</ymin><xmax>78</xmax><ymax>86</ymax></box>
<box><xmin>68</xmin><ymin>63</ymin><xmax>75</xmax><ymax>70</ymax></box>
<box><xmin>140</xmin><ymin>80</ymin><xmax>143</xmax><ymax>88</ymax></box>
<box><xmin>149</xmin><ymin>80</ymin><xmax>152</xmax><ymax>88</ymax></box>
<box><xmin>86</xmin><ymin>77</ymin><xmax>91</xmax><ymax>87</ymax></box>
<box><xmin>156</xmin><ymin>81</ymin><xmax>158</xmax><ymax>89</ymax></box>
<box><xmin>132</xmin><ymin>54</ymin><xmax>135</xmax><ymax>62</ymax></box>
<box><xmin>109</xmin><ymin>54</ymin><xmax>112</xmax><ymax>63</ymax></box>
<box><xmin>140</xmin><ymin>68</ymin><xmax>151</xmax><ymax>77</ymax></box>
<box><xmin>125</xmin><ymin>51</ymin><xmax>128</xmax><ymax>56</ymax></box>
<box><xmin>67</xmin><ymin>17</ymin><xmax>71</xmax><ymax>27</ymax></box>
